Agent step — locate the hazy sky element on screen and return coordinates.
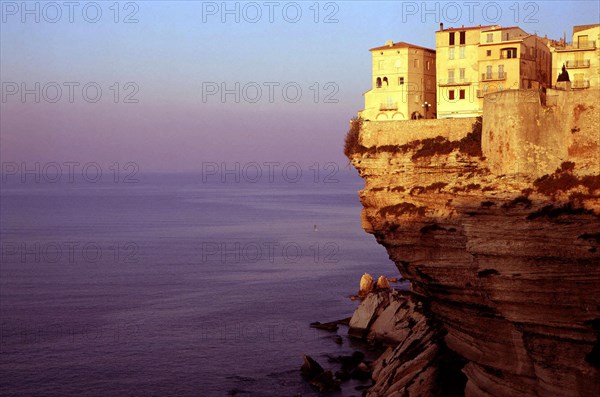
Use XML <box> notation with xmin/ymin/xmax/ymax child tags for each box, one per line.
<box><xmin>1</xmin><ymin>1</ymin><xmax>599</xmax><ymax>171</ymax></box>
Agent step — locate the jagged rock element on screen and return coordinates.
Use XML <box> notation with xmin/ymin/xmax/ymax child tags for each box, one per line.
<box><xmin>309</xmin><ymin>321</ymin><xmax>338</xmax><ymax>331</ymax></box>
<box><xmin>348</xmin><ymin>290</ymin><xmax>390</xmax><ymax>338</ymax></box>
<box><xmin>376</xmin><ymin>275</ymin><xmax>390</xmax><ymax>289</ymax></box>
<box><xmin>300</xmin><ymin>355</ymin><xmax>324</xmax><ymax>380</ymax></box>
<box><xmin>309</xmin><ymin>370</ymin><xmax>340</xmax><ymax>392</ymax></box>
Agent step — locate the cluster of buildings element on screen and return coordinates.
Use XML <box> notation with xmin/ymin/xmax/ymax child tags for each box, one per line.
<box><xmin>360</xmin><ymin>23</ymin><xmax>599</xmax><ymax>120</ymax></box>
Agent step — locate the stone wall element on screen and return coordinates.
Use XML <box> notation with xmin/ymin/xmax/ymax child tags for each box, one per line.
<box><xmin>482</xmin><ymin>88</ymin><xmax>600</xmax><ymax>178</ymax></box>
<box><xmin>359</xmin><ymin>117</ymin><xmax>477</xmax><ymax>148</ymax></box>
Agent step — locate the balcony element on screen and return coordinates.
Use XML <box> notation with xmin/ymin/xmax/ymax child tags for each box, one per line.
<box><xmin>572</xmin><ymin>80</ymin><xmax>590</xmax><ymax>89</ymax></box>
<box><xmin>481</xmin><ymin>72</ymin><xmax>507</xmax><ymax>81</ymax></box>
<box><xmin>379</xmin><ymin>103</ymin><xmax>398</xmax><ymax>111</ymax></box>
<box><xmin>438</xmin><ymin>78</ymin><xmax>471</xmax><ymax>87</ymax></box>
<box><xmin>555</xmin><ymin>41</ymin><xmax>597</xmax><ymax>52</ymax></box>
<box><xmin>565</xmin><ymin>59</ymin><xmax>590</xmax><ymax>68</ymax></box>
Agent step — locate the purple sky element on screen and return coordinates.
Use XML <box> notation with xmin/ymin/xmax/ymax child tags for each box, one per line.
<box><xmin>1</xmin><ymin>1</ymin><xmax>599</xmax><ymax>172</ymax></box>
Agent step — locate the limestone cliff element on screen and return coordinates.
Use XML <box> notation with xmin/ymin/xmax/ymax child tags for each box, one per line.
<box><xmin>347</xmin><ymin>89</ymin><xmax>600</xmax><ymax>396</ymax></box>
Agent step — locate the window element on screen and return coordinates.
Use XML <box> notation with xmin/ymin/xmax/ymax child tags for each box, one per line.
<box><xmin>383</xmin><ymin>77</ymin><xmax>389</xmax><ymax>86</ymax></box>
<box><xmin>376</xmin><ymin>77</ymin><xmax>382</xmax><ymax>88</ymax></box>
<box><xmin>394</xmin><ymin>59</ymin><xmax>401</xmax><ymax>68</ymax></box>
<box><xmin>426</xmin><ymin>61</ymin><xmax>431</xmax><ymax>70</ymax></box>
<box><xmin>415</xmin><ymin>95</ymin><xmax>420</xmax><ymax>104</ymax></box>
<box><xmin>486</xmin><ymin>50</ymin><xmax>492</xmax><ymax>56</ymax></box>
<box><xmin>577</xmin><ymin>35</ymin><xmax>589</xmax><ymax>48</ymax></box>
<box><xmin>448</xmin><ymin>69</ymin><xmax>455</xmax><ymax>84</ymax></box>
<box><xmin>459</xmin><ymin>31</ymin><xmax>466</xmax><ymax>45</ymax></box>
<box><xmin>502</xmin><ymin>48</ymin><xmax>517</xmax><ymax>58</ymax></box>
<box><xmin>398</xmin><ymin>77</ymin><xmax>404</xmax><ymax>85</ymax></box>
<box><xmin>459</xmin><ymin>68</ymin><xmax>465</xmax><ymax>81</ymax></box>
<box><xmin>459</xmin><ymin>46</ymin><xmax>465</xmax><ymax>59</ymax></box>
<box><xmin>413</xmin><ymin>59</ymin><xmax>419</xmax><ymax>68</ymax></box>
<box><xmin>449</xmin><ymin>47</ymin><xmax>455</xmax><ymax>60</ymax></box>
<box><xmin>459</xmin><ymin>89</ymin><xmax>465</xmax><ymax>99</ymax></box>
<box><xmin>378</xmin><ymin>60</ymin><xmax>384</xmax><ymax>70</ymax></box>
<box><xmin>486</xmin><ymin>33</ymin><xmax>493</xmax><ymax>43</ymax></box>
<box><xmin>498</xmin><ymin>65</ymin><xmax>504</xmax><ymax>79</ymax></box>
<box><xmin>449</xmin><ymin>32</ymin><xmax>455</xmax><ymax>45</ymax></box>
<box><xmin>449</xmin><ymin>90</ymin><xmax>455</xmax><ymax>100</ymax></box>
<box><xmin>486</xmin><ymin>65</ymin><xmax>492</xmax><ymax>79</ymax></box>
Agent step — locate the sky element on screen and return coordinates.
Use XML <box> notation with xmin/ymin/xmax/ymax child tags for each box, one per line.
<box><xmin>1</xmin><ymin>0</ymin><xmax>599</xmax><ymax>172</ymax></box>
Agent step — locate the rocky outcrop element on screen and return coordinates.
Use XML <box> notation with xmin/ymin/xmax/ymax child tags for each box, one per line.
<box><xmin>348</xmin><ymin>92</ymin><xmax>600</xmax><ymax>396</ymax></box>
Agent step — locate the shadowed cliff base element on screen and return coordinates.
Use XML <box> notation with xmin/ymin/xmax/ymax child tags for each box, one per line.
<box><xmin>346</xmin><ymin>89</ymin><xmax>600</xmax><ymax>396</ymax></box>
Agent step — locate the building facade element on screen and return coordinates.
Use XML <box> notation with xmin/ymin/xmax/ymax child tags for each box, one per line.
<box><xmin>551</xmin><ymin>24</ymin><xmax>600</xmax><ymax>90</ymax></box>
<box><xmin>436</xmin><ymin>24</ymin><xmax>552</xmax><ymax>118</ymax></box>
<box><xmin>360</xmin><ymin>41</ymin><xmax>436</xmax><ymax>121</ymax></box>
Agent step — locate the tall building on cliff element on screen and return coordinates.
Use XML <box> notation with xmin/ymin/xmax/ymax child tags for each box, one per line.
<box><xmin>550</xmin><ymin>24</ymin><xmax>600</xmax><ymax>90</ymax></box>
<box><xmin>435</xmin><ymin>24</ymin><xmax>552</xmax><ymax>118</ymax></box>
<box><xmin>359</xmin><ymin>41</ymin><xmax>436</xmax><ymax>121</ymax></box>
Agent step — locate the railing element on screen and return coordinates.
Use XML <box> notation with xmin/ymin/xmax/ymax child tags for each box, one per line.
<box><xmin>556</xmin><ymin>40</ymin><xmax>597</xmax><ymax>51</ymax></box>
<box><xmin>565</xmin><ymin>59</ymin><xmax>590</xmax><ymax>68</ymax></box>
<box><xmin>572</xmin><ymin>80</ymin><xmax>590</xmax><ymax>89</ymax></box>
<box><xmin>380</xmin><ymin>103</ymin><xmax>398</xmax><ymax>111</ymax></box>
<box><xmin>438</xmin><ymin>79</ymin><xmax>471</xmax><ymax>86</ymax></box>
<box><xmin>481</xmin><ymin>72</ymin><xmax>507</xmax><ymax>81</ymax></box>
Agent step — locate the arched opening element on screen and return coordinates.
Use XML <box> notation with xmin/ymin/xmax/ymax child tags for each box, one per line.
<box><xmin>411</xmin><ymin>111</ymin><xmax>423</xmax><ymax>120</ymax></box>
<box><xmin>376</xmin><ymin>113</ymin><xmax>388</xmax><ymax>120</ymax></box>
<box><xmin>391</xmin><ymin>112</ymin><xmax>405</xmax><ymax>120</ymax></box>
<box><xmin>383</xmin><ymin>77</ymin><xmax>389</xmax><ymax>86</ymax></box>
<box><xmin>376</xmin><ymin>77</ymin><xmax>382</xmax><ymax>88</ymax></box>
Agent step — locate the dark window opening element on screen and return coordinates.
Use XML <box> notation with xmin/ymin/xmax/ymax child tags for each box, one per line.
<box><xmin>459</xmin><ymin>31</ymin><xmax>466</xmax><ymax>45</ymax></box>
<box><xmin>376</xmin><ymin>77</ymin><xmax>382</xmax><ymax>88</ymax></box>
<box><xmin>383</xmin><ymin>77</ymin><xmax>389</xmax><ymax>86</ymax></box>
<box><xmin>449</xmin><ymin>32</ymin><xmax>455</xmax><ymax>46</ymax></box>
<box><xmin>449</xmin><ymin>90</ymin><xmax>455</xmax><ymax>100</ymax></box>
<box><xmin>459</xmin><ymin>89</ymin><xmax>465</xmax><ymax>99</ymax></box>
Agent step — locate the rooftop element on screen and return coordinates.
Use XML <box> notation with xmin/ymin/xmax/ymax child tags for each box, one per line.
<box><xmin>369</xmin><ymin>41</ymin><xmax>435</xmax><ymax>52</ymax></box>
<box><xmin>573</xmin><ymin>24</ymin><xmax>600</xmax><ymax>34</ymax></box>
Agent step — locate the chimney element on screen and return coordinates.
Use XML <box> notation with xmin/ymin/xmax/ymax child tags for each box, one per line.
<box><xmin>385</xmin><ymin>40</ymin><xmax>394</xmax><ymax>47</ymax></box>
<box><xmin>440</xmin><ymin>23</ymin><xmax>444</xmax><ymax>31</ymax></box>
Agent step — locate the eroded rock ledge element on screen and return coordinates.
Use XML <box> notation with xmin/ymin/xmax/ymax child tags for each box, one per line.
<box><xmin>347</xmin><ymin>90</ymin><xmax>600</xmax><ymax>396</ymax></box>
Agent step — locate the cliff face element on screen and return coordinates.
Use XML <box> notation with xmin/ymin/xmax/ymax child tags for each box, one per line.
<box><xmin>349</xmin><ymin>90</ymin><xmax>600</xmax><ymax>396</ymax></box>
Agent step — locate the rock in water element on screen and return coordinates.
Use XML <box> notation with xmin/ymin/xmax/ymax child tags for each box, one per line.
<box><xmin>376</xmin><ymin>275</ymin><xmax>390</xmax><ymax>289</ymax></box>
<box><xmin>358</xmin><ymin>273</ymin><xmax>374</xmax><ymax>298</ymax></box>
<box><xmin>300</xmin><ymin>355</ymin><xmax>324</xmax><ymax>380</ymax></box>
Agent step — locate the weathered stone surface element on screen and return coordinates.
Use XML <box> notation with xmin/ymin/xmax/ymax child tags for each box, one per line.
<box><xmin>348</xmin><ymin>290</ymin><xmax>389</xmax><ymax>338</ymax></box>
<box><xmin>349</xmin><ymin>93</ymin><xmax>600</xmax><ymax>396</ymax></box>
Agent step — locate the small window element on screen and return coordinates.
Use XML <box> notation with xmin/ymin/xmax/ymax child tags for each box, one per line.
<box><xmin>448</xmin><ymin>69</ymin><xmax>455</xmax><ymax>84</ymax></box>
<box><xmin>378</xmin><ymin>60</ymin><xmax>384</xmax><ymax>70</ymax></box>
<box><xmin>459</xmin><ymin>89</ymin><xmax>465</xmax><ymax>99</ymax></box>
<box><xmin>459</xmin><ymin>68</ymin><xmax>465</xmax><ymax>81</ymax></box>
<box><xmin>486</xmin><ymin>33</ymin><xmax>493</xmax><ymax>43</ymax></box>
<box><xmin>449</xmin><ymin>47</ymin><xmax>455</xmax><ymax>60</ymax></box>
<box><xmin>459</xmin><ymin>46</ymin><xmax>465</xmax><ymax>59</ymax></box>
<box><xmin>376</xmin><ymin>77</ymin><xmax>382</xmax><ymax>88</ymax></box>
<box><xmin>486</xmin><ymin>50</ymin><xmax>492</xmax><ymax>56</ymax></box>
<box><xmin>449</xmin><ymin>90</ymin><xmax>455</xmax><ymax>100</ymax></box>
<box><xmin>398</xmin><ymin>77</ymin><xmax>404</xmax><ymax>85</ymax></box>
<box><xmin>459</xmin><ymin>31</ymin><xmax>466</xmax><ymax>45</ymax></box>
<box><xmin>413</xmin><ymin>59</ymin><xmax>419</xmax><ymax>68</ymax></box>
<box><xmin>426</xmin><ymin>61</ymin><xmax>431</xmax><ymax>70</ymax></box>
<box><xmin>383</xmin><ymin>77</ymin><xmax>389</xmax><ymax>86</ymax></box>
<box><xmin>449</xmin><ymin>32</ymin><xmax>455</xmax><ymax>46</ymax></box>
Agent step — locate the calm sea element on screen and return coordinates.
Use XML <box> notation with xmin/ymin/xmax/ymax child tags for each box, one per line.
<box><xmin>0</xmin><ymin>169</ymin><xmax>397</xmax><ymax>396</ymax></box>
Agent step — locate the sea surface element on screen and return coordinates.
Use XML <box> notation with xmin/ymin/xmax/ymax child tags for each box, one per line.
<box><xmin>0</xmin><ymin>169</ymin><xmax>399</xmax><ymax>396</ymax></box>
